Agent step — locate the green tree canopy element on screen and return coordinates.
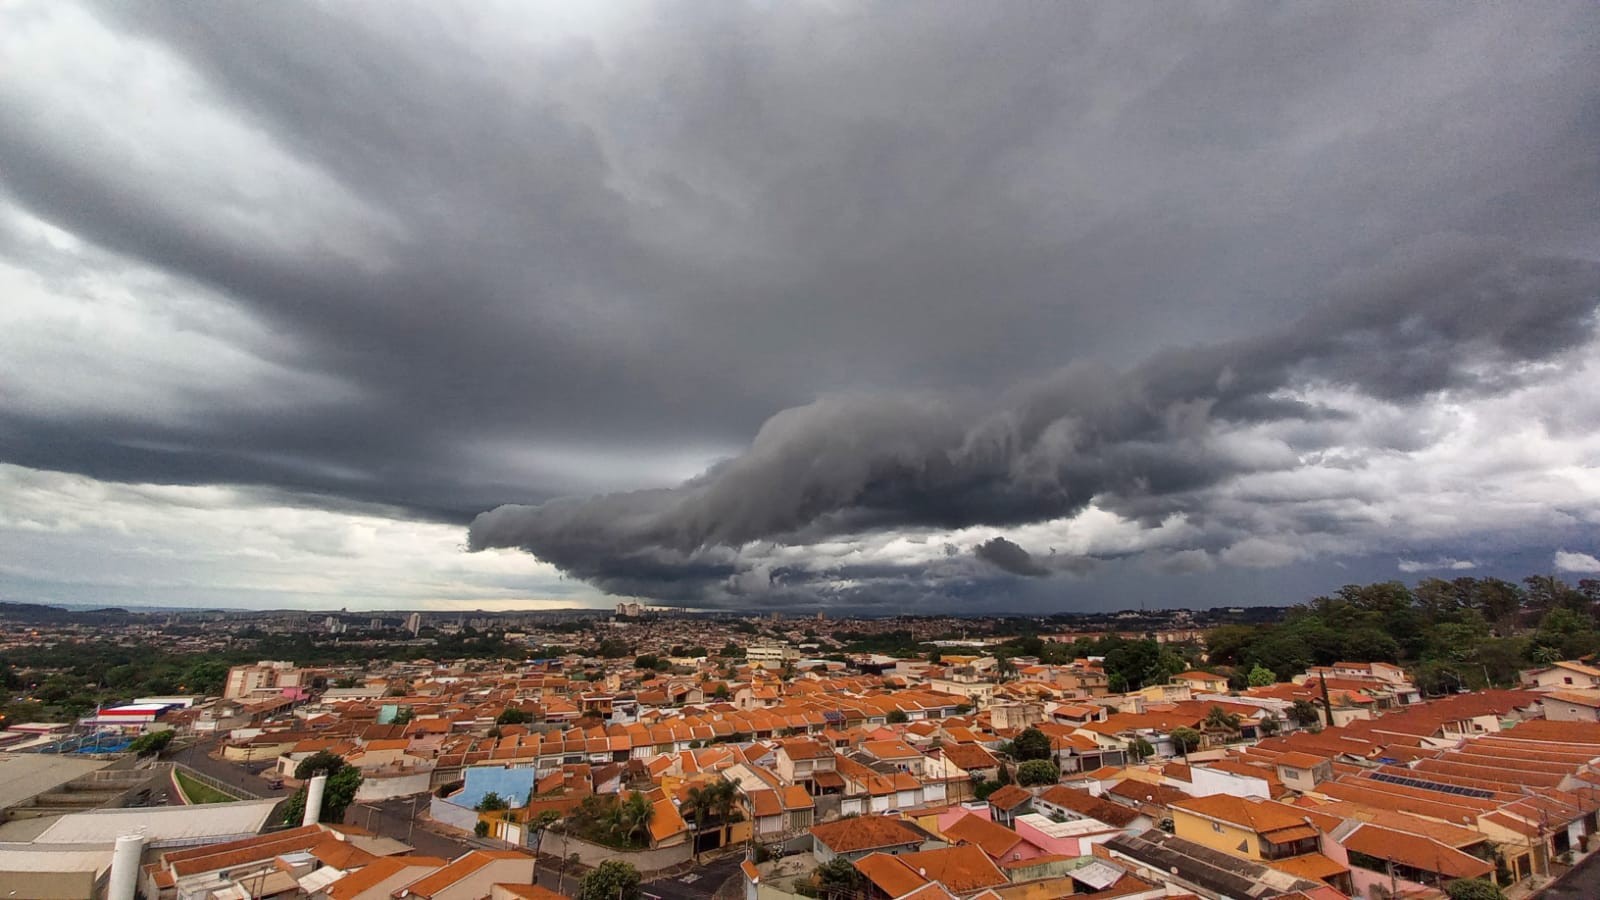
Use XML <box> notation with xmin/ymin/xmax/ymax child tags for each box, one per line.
<box><xmin>1011</xmin><ymin>727</ymin><xmax>1053</xmax><ymax>761</ymax></box>
<box><xmin>1443</xmin><ymin>878</ymin><xmax>1507</xmax><ymax>900</ymax></box>
<box><xmin>1246</xmin><ymin>664</ymin><xmax>1276</xmax><ymax>687</ymax></box>
<box><xmin>496</xmin><ymin>707</ymin><xmax>531</xmax><ymax>725</ymax></box>
<box><xmin>1015</xmin><ymin>759</ymin><xmax>1060</xmax><ymax>786</ymax></box>
<box><xmin>814</xmin><ymin>859</ymin><xmax>861</xmax><ymax>900</ymax></box>
<box><xmin>1170</xmin><ymin>726</ymin><xmax>1201</xmax><ymax>755</ymax></box>
<box><xmin>579</xmin><ymin>860</ymin><xmax>641</xmax><ymax>900</ymax></box>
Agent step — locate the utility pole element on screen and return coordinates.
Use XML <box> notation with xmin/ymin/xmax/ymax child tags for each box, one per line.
<box><xmin>1318</xmin><ymin>672</ymin><xmax>1335</xmax><ymax>728</ymax></box>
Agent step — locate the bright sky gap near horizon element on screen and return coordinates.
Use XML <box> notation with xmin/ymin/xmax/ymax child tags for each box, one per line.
<box><xmin>1</xmin><ymin>2</ymin><xmax>1598</xmax><ymax>612</ymax></box>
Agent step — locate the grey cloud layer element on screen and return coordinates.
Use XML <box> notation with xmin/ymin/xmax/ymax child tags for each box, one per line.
<box><xmin>470</xmin><ymin>251</ymin><xmax>1600</xmax><ymax>599</ymax></box>
<box><xmin>1</xmin><ymin>2</ymin><xmax>1597</xmax><ymax>609</ymax></box>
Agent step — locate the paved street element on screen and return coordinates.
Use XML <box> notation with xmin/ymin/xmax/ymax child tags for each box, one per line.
<box><xmin>168</xmin><ymin>737</ymin><xmax>289</xmax><ymax>801</ymax></box>
<box><xmin>349</xmin><ymin>797</ymin><xmax>480</xmax><ymax>860</ymax></box>
<box><xmin>641</xmin><ymin>855</ymin><xmax>744</xmax><ymax>900</ymax></box>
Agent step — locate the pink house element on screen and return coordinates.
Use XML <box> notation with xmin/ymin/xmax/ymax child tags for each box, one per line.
<box><xmin>1013</xmin><ymin>812</ymin><xmax>1121</xmax><ymax>857</ymax></box>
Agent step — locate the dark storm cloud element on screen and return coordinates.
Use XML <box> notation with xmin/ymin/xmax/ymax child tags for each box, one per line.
<box><xmin>470</xmin><ymin>251</ymin><xmax>1600</xmax><ymax>599</ymax></box>
<box><xmin>974</xmin><ymin>537</ymin><xmax>1050</xmax><ymax>577</ymax></box>
<box><xmin>2</xmin><ymin>1</ymin><xmax>1598</xmax><ymax>608</ymax></box>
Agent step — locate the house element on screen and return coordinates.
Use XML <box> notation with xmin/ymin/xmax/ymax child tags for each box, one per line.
<box><xmin>938</xmin><ymin>744</ymin><xmax>1000</xmax><ymax>783</ymax></box>
<box><xmin>401</xmin><ymin>850</ymin><xmax>537</xmax><ymax>900</ymax></box>
<box><xmin>942</xmin><ymin>812</ymin><xmax>1043</xmax><ymax>865</ymax></box>
<box><xmin>983</xmin><ymin>785</ymin><xmax>1032</xmax><ymax>826</ymax></box>
<box><xmin>1340</xmin><ymin>823</ymin><xmax>1494</xmax><ymax>897</ymax></box>
<box><xmin>811</xmin><ymin>816</ymin><xmax>928</xmax><ymax>863</ymax></box>
<box><xmin>1521</xmin><ymin>660</ymin><xmax>1600</xmax><ymax>691</ymax></box>
<box><xmin>775</xmin><ymin>738</ymin><xmax>836</xmax><ymax>792</ymax></box>
<box><xmin>1172</xmin><ymin>671</ymin><xmax>1230</xmax><ymax>693</ymax></box>
<box><xmin>1032</xmin><ymin>786</ymin><xmax>1145</xmax><ymax>832</ymax></box>
<box><xmin>893</xmin><ymin>844</ymin><xmax>1009</xmax><ymax>895</ymax></box>
<box><xmin>322</xmin><ymin>856</ymin><xmax>449</xmax><ymax>900</ymax></box>
<box><xmin>1542</xmin><ymin>689</ymin><xmax>1600</xmax><ymax>722</ymax></box>
<box><xmin>1168</xmin><ymin>795</ymin><xmax>1334</xmax><ymax>873</ymax></box>
<box><xmin>1271</xmin><ymin>752</ymin><xmax>1333</xmax><ymax>793</ymax></box>
<box><xmin>1011</xmin><ymin>813</ymin><xmax>1123</xmax><ymax>858</ymax></box>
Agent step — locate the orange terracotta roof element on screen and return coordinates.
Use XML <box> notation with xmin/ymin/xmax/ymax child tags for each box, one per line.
<box><xmin>404</xmin><ymin>850</ymin><xmax>531</xmax><ymax>898</ymax></box>
<box><xmin>943</xmin><ymin>813</ymin><xmax>1026</xmax><ymax>861</ymax></box>
<box><xmin>810</xmin><ymin>816</ymin><xmax>925</xmax><ymax>853</ymax></box>
<box><xmin>985</xmin><ymin>784</ymin><xmax>1032</xmax><ymax>811</ymax></box>
<box><xmin>855</xmin><ymin>852</ymin><xmax>932</xmax><ymax>898</ymax></box>
<box><xmin>896</xmin><ymin>844</ymin><xmax>1009</xmax><ymax>893</ymax></box>
<box><xmin>1341</xmin><ymin>824</ymin><xmax>1493</xmax><ymax>879</ymax></box>
<box><xmin>327</xmin><ymin>856</ymin><xmax>447</xmax><ymax>900</ymax></box>
<box><xmin>491</xmin><ymin>885</ymin><xmax>568</xmax><ymax>900</ymax></box>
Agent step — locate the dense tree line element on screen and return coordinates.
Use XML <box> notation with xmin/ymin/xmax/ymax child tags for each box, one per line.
<box><xmin>1206</xmin><ymin>576</ymin><xmax>1600</xmax><ymax>692</ymax></box>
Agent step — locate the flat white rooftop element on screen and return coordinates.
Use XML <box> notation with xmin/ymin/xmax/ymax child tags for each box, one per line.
<box><xmin>33</xmin><ymin>800</ymin><xmax>279</xmax><ymax>845</ymax></box>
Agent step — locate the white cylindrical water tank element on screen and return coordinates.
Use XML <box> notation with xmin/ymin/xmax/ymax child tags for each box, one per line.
<box><xmin>303</xmin><ymin>774</ymin><xmax>328</xmax><ymax>827</ymax></box>
<box><xmin>108</xmin><ymin>833</ymin><xmax>143</xmax><ymax>900</ymax></box>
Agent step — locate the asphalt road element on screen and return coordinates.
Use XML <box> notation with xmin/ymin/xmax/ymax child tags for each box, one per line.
<box><xmin>641</xmin><ymin>855</ymin><xmax>744</xmax><ymax>900</ymax></box>
<box><xmin>1538</xmin><ymin>852</ymin><xmax>1600</xmax><ymax>899</ymax></box>
<box><xmin>350</xmin><ymin>796</ymin><xmax>480</xmax><ymax>860</ymax></box>
<box><xmin>168</xmin><ymin>737</ymin><xmax>289</xmax><ymax>800</ymax></box>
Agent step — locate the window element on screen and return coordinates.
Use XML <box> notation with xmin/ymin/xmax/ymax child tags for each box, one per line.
<box><xmin>1212</xmin><ymin>822</ymin><xmax>1224</xmax><ymax>833</ymax></box>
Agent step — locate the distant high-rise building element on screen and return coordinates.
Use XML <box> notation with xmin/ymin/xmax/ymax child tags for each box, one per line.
<box><xmin>406</xmin><ymin>612</ymin><xmax>422</xmax><ymax>635</ymax></box>
<box><xmin>370</xmin><ymin>617</ymin><xmax>382</xmax><ymax>631</ymax></box>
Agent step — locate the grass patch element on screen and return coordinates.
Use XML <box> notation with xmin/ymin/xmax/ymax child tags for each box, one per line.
<box><xmin>175</xmin><ymin>769</ymin><xmax>236</xmax><ymax>804</ymax></box>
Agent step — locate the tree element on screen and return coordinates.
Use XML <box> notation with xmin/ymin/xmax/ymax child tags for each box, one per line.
<box><xmin>294</xmin><ymin>750</ymin><xmax>347</xmax><ymax>781</ymax></box>
<box><xmin>1128</xmin><ymin>736</ymin><xmax>1155</xmax><ymax>762</ymax></box>
<box><xmin>1204</xmin><ymin>705</ymin><xmax>1242</xmax><ymax>735</ymax></box>
<box><xmin>579</xmin><ymin>859</ymin><xmax>641</xmax><ymax>900</ymax></box>
<box><xmin>530</xmin><ymin>809</ymin><xmax>562</xmax><ymax>850</ymax></box>
<box><xmin>476</xmin><ymin>791</ymin><xmax>509</xmax><ymax>812</ymax></box>
<box><xmin>128</xmin><ymin>729</ymin><xmax>175</xmax><ymax>757</ymax></box>
<box><xmin>886</xmin><ymin>709</ymin><xmax>909</xmax><ymax>724</ymax></box>
<box><xmin>1170</xmin><ymin>727</ymin><xmax>1201</xmax><ymax>756</ymax></box>
<box><xmin>1246</xmin><ymin>664</ymin><xmax>1276</xmax><ymax>687</ymax></box>
<box><xmin>1011</xmin><ymin>727</ymin><xmax>1053</xmax><ymax>761</ymax></box>
<box><xmin>814</xmin><ymin>858</ymin><xmax>862</xmax><ymax>900</ymax></box>
<box><xmin>496</xmin><ymin>707</ymin><xmax>530</xmax><ymax>726</ymax></box>
<box><xmin>282</xmin><ymin>760</ymin><xmax>362</xmax><ymax>825</ymax></box>
<box><xmin>1443</xmin><ymin>878</ymin><xmax>1507</xmax><ymax>900</ymax></box>
<box><xmin>1016</xmin><ymin>759</ymin><xmax>1060</xmax><ymax>786</ymax></box>
<box><xmin>474</xmin><ymin>820</ymin><xmax>490</xmax><ymax>837</ymax></box>
<box><xmin>1290</xmin><ymin>699</ymin><xmax>1321</xmax><ymax>728</ymax></box>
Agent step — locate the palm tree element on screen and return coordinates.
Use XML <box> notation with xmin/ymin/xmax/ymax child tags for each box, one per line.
<box><xmin>1204</xmin><ymin>705</ymin><xmax>1242</xmax><ymax>735</ymax></box>
<box><xmin>684</xmin><ymin>784</ymin><xmax>710</xmax><ymax>862</ymax></box>
<box><xmin>617</xmin><ymin>791</ymin><xmax>654</xmax><ymax>848</ymax></box>
<box><xmin>709</xmin><ymin>779</ymin><xmax>739</xmax><ymax>850</ymax></box>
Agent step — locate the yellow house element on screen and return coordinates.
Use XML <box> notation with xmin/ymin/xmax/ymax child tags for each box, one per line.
<box><xmin>1169</xmin><ymin>795</ymin><xmax>1322</xmax><ymax>861</ymax></box>
<box><xmin>1172</xmin><ymin>671</ymin><xmax>1231</xmax><ymax>693</ymax></box>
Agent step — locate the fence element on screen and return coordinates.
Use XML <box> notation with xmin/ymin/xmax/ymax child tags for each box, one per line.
<box><xmin>171</xmin><ymin>763</ymin><xmax>261</xmax><ymax>801</ymax></box>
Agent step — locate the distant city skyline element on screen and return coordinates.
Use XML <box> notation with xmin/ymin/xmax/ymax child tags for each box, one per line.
<box><xmin>2</xmin><ymin>3</ymin><xmax>1597</xmax><ymax>612</ymax></box>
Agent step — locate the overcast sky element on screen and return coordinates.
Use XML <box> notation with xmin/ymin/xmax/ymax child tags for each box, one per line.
<box><xmin>2</xmin><ymin>2</ymin><xmax>1597</xmax><ymax>613</ymax></box>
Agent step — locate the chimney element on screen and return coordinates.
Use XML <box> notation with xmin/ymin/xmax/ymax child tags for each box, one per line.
<box><xmin>303</xmin><ymin>774</ymin><xmax>328</xmax><ymax>826</ymax></box>
<box><xmin>108</xmin><ymin>833</ymin><xmax>143</xmax><ymax>900</ymax></box>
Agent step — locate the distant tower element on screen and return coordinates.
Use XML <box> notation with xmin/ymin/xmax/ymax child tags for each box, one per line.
<box><xmin>406</xmin><ymin>612</ymin><xmax>422</xmax><ymax>635</ymax></box>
